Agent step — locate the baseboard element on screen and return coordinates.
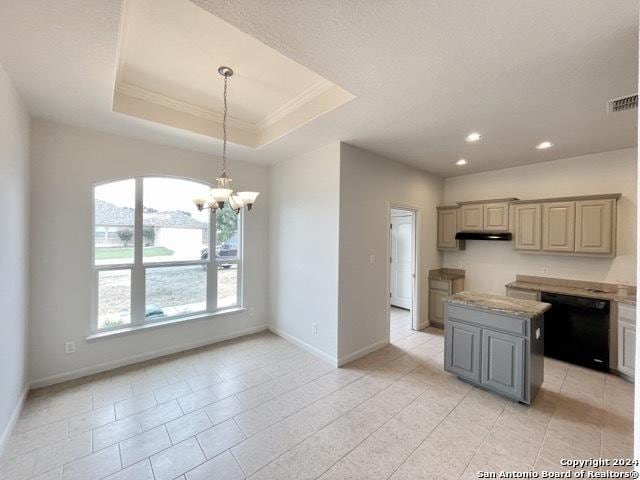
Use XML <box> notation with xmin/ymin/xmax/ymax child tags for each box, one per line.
<box><xmin>418</xmin><ymin>320</ymin><xmax>430</xmax><ymax>330</ymax></box>
<box><xmin>30</xmin><ymin>325</ymin><xmax>268</xmax><ymax>389</ymax></box>
<box><xmin>267</xmin><ymin>326</ymin><xmax>338</xmax><ymax>366</ymax></box>
<box><xmin>337</xmin><ymin>339</ymin><xmax>389</xmax><ymax>367</ymax></box>
<box><xmin>0</xmin><ymin>385</ymin><xmax>28</xmax><ymax>457</ymax></box>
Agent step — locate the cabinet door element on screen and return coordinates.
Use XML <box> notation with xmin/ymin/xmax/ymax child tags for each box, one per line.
<box><xmin>445</xmin><ymin>320</ymin><xmax>481</xmax><ymax>382</ymax></box>
<box><xmin>460</xmin><ymin>204</ymin><xmax>484</xmax><ymax>231</ymax></box>
<box><xmin>575</xmin><ymin>199</ymin><xmax>614</xmax><ymax>254</ymax></box>
<box><xmin>437</xmin><ymin>209</ymin><xmax>458</xmax><ymax>250</ymax></box>
<box><xmin>542</xmin><ymin>202</ymin><xmax>575</xmax><ymax>252</ymax></box>
<box><xmin>481</xmin><ymin>329</ymin><xmax>525</xmax><ymax>399</ymax></box>
<box><xmin>618</xmin><ymin>320</ymin><xmax>635</xmax><ymax>377</ymax></box>
<box><xmin>483</xmin><ymin>203</ymin><xmax>509</xmax><ymax>231</ymax></box>
<box><xmin>429</xmin><ymin>288</ymin><xmax>448</xmax><ymax>326</ymax></box>
<box><xmin>513</xmin><ymin>204</ymin><xmax>541</xmax><ymax>250</ymax></box>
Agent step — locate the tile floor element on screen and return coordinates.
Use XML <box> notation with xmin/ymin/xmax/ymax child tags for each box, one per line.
<box><xmin>0</xmin><ymin>312</ymin><xmax>633</xmax><ymax>480</ymax></box>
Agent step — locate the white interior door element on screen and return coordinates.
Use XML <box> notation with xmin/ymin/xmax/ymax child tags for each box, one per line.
<box><xmin>390</xmin><ymin>213</ymin><xmax>413</xmax><ymax>310</ymax></box>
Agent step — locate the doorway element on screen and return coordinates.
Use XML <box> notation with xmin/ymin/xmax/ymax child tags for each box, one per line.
<box><xmin>388</xmin><ymin>206</ymin><xmax>418</xmax><ymax>338</ymax></box>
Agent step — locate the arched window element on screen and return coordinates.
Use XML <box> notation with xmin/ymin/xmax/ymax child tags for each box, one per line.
<box><xmin>93</xmin><ymin>177</ymin><xmax>242</xmax><ymax>331</ymax></box>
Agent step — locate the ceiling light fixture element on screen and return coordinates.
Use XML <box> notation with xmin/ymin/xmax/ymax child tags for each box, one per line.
<box><xmin>465</xmin><ymin>132</ymin><xmax>482</xmax><ymax>142</ymax></box>
<box><xmin>456</xmin><ymin>159</ymin><xmax>468</xmax><ymax>166</ymax></box>
<box><xmin>193</xmin><ymin>66</ymin><xmax>259</xmax><ymax>214</ymax></box>
<box><xmin>536</xmin><ymin>141</ymin><xmax>553</xmax><ymax>150</ymax></box>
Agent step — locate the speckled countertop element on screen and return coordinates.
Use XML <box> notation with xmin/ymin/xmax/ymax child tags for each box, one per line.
<box><xmin>429</xmin><ymin>268</ymin><xmax>465</xmax><ymax>281</ymax></box>
<box><xmin>507</xmin><ymin>281</ymin><xmax>636</xmax><ymax>306</ymax></box>
<box><xmin>446</xmin><ymin>292</ymin><xmax>551</xmax><ymax>318</ymax></box>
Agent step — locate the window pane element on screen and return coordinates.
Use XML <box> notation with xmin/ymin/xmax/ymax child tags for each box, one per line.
<box><xmin>217</xmin><ymin>264</ymin><xmax>238</xmax><ymax>308</ymax></box>
<box><xmin>98</xmin><ymin>270</ymin><xmax>131</xmax><ymax>329</ymax></box>
<box><xmin>216</xmin><ymin>208</ymin><xmax>239</xmax><ymax>262</ymax></box>
<box><xmin>143</xmin><ymin>178</ymin><xmax>210</xmax><ymax>263</ymax></box>
<box><xmin>146</xmin><ymin>265</ymin><xmax>206</xmax><ymax>318</ymax></box>
<box><xmin>95</xmin><ymin>179</ymin><xmax>135</xmax><ymax>265</ymax></box>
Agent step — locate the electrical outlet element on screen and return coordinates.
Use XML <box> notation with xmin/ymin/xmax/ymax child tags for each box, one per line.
<box><xmin>312</xmin><ymin>323</ymin><xmax>318</xmax><ymax>335</ymax></box>
<box><xmin>457</xmin><ymin>261</ymin><xmax>465</xmax><ymax>269</ymax></box>
<box><xmin>541</xmin><ymin>267</ymin><xmax>549</xmax><ymax>275</ymax></box>
<box><xmin>64</xmin><ymin>341</ymin><xmax>76</xmax><ymax>354</ymax></box>
<box><xmin>369</xmin><ymin>254</ymin><xmax>376</xmax><ymax>265</ymax></box>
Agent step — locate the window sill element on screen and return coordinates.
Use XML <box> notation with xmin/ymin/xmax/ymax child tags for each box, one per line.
<box><xmin>86</xmin><ymin>307</ymin><xmax>246</xmax><ymax>341</ymax></box>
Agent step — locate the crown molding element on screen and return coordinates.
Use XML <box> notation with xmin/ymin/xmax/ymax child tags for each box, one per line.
<box><xmin>114</xmin><ymin>79</ymin><xmax>354</xmax><ymax>147</ymax></box>
<box><xmin>115</xmin><ymin>82</ymin><xmax>257</xmax><ymax>133</ymax></box>
<box><xmin>255</xmin><ymin>79</ymin><xmax>333</xmax><ymax>130</ymax></box>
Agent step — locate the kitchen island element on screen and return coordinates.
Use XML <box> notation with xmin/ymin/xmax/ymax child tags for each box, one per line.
<box><xmin>444</xmin><ymin>292</ymin><xmax>550</xmax><ymax>404</ymax></box>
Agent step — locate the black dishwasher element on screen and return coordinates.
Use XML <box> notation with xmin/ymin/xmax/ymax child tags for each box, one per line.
<box><xmin>541</xmin><ymin>292</ymin><xmax>610</xmax><ymax>372</ymax></box>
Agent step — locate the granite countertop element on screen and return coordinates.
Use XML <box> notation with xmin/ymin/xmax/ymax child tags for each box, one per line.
<box><xmin>446</xmin><ymin>291</ymin><xmax>551</xmax><ymax>318</ymax></box>
<box><xmin>429</xmin><ymin>268</ymin><xmax>465</xmax><ymax>281</ymax></box>
<box><xmin>507</xmin><ymin>281</ymin><xmax>636</xmax><ymax>306</ymax></box>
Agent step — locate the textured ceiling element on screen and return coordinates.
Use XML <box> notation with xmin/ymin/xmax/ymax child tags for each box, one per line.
<box><xmin>0</xmin><ymin>0</ymin><xmax>637</xmax><ymax>176</ymax></box>
<box><xmin>119</xmin><ymin>0</ymin><xmax>325</xmax><ymax>123</ymax></box>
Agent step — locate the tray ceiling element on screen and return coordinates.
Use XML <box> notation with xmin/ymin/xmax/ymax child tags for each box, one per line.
<box><xmin>113</xmin><ymin>0</ymin><xmax>355</xmax><ymax>148</ymax></box>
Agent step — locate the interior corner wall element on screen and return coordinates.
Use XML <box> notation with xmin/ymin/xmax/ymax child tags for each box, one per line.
<box><xmin>0</xmin><ymin>63</ymin><xmax>30</xmax><ymax>450</ymax></box>
<box><xmin>268</xmin><ymin>143</ymin><xmax>341</xmax><ymax>364</ymax></box>
<box><xmin>442</xmin><ymin>148</ymin><xmax>637</xmax><ymax>294</ymax></box>
<box><xmin>337</xmin><ymin>143</ymin><xmax>444</xmax><ymax>364</ymax></box>
<box><xmin>28</xmin><ymin>120</ymin><xmax>270</xmax><ymax>387</ymax></box>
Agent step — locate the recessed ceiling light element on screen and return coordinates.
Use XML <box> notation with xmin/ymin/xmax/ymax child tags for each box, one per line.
<box><xmin>456</xmin><ymin>159</ymin><xmax>468</xmax><ymax>166</ymax></box>
<box><xmin>536</xmin><ymin>141</ymin><xmax>553</xmax><ymax>149</ymax></box>
<box><xmin>465</xmin><ymin>132</ymin><xmax>482</xmax><ymax>142</ymax></box>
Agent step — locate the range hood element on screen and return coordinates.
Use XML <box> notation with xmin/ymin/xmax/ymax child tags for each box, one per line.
<box><xmin>455</xmin><ymin>232</ymin><xmax>512</xmax><ymax>241</ymax></box>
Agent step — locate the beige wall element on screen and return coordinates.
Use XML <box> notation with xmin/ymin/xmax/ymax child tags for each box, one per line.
<box><xmin>443</xmin><ymin>148</ymin><xmax>637</xmax><ymax>293</ymax></box>
<box><xmin>29</xmin><ymin>120</ymin><xmax>270</xmax><ymax>386</ymax></box>
<box><xmin>0</xmin><ymin>63</ymin><xmax>30</xmax><ymax>450</ymax></box>
<box><xmin>269</xmin><ymin>143</ymin><xmax>341</xmax><ymax>363</ymax></box>
<box><xmin>338</xmin><ymin>143</ymin><xmax>443</xmax><ymax>363</ymax></box>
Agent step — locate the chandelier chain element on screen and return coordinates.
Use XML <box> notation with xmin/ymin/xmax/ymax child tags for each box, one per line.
<box><xmin>222</xmin><ymin>73</ymin><xmax>228</xmax><ymax>176</ymax></box>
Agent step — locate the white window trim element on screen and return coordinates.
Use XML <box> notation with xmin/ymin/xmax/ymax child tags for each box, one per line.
<box><xmin>91</xmin><ymin>176</ymin><xmax>244</xmax><ymax>334</ymax></box>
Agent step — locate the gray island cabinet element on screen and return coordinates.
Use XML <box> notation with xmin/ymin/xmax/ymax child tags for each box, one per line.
<box><xmin>444</xmin><ymin>292</ymin><xmax>550</xmax><ymax>404</ymax></box>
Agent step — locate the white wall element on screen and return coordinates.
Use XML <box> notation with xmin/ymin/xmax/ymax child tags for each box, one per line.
<box><xmin>338</xmin><ymin>143</ymin><xmax>444</xmax><ymax>363</ymax></box>
<box><xmin>0</xmin><ymin>63</ymin><xmax>30</xmax><ymax>449</ymax></box>
<box><xmin>268</xmin><ymin>143</ymin><xmax>341</xmax><ymax>363</ymax></box>
<box><xmin>29</xmin><ymin>120</ymin><xmax>270</xmax><ymax>386</ymax></box>
<box><xmin>443</xmin><ymin>148</ymin><xmax>637</xmax><ymax>293</ymax></box>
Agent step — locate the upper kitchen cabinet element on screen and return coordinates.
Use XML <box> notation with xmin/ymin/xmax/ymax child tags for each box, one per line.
<box><xmin>512</xmin><ymin>194</ymin><xmax>620</xmax><ymax>257</ymax></box>
<box><xmin>513</xmin><ymin>204</ymin><xmax>541</xmax><ymax>251</ymax></box>
<box><xmin>437</xmin><ymin>206</ymin><xmax>464</xmax><ymax>251</ymax></box>
<box><xmin>575</xmin><ymin>198</ymin><xmax>616</xmax><ymax>254</ymax></box>
<box><xmin>542</xmin><ymin>202</ymin><xmax>575</xmax><ymax>252</ymax></box>
<box><xmin>459</xmin><ymin>199</ymin><xmax>516</xmax><ymax>232</ymax></box>
<box><xmin>484</xmin><ymin>202</ymin><xmax>510</xmax><ymax>231</ymax></box>
<box><xmin>460</xmin><ymin>204</ymin><xmax>484</xmax><ymax>231</ymax></box>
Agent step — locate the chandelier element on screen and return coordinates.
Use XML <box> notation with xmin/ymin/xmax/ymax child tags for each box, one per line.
<box><xmin>193</xmin><ymin>66</ymin><xmax>259</xmax><ymax>214</ymax></box>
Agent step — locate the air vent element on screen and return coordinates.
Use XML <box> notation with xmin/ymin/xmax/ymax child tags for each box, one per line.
<box><xmin>607</xmin><ymin>94</ymin><xmax>638</xmax><ymax>113</ymax></box>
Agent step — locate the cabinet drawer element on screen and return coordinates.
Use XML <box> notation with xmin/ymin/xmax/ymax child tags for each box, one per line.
<box><xmin>447</xmin><ymin>304</ymin><xmax>526</xmax><ymax>337</ymax></box>
<box><xmin>430</xmin><ymin>280</ymin><xmax>450</xmax><ymax>292</ymax></box>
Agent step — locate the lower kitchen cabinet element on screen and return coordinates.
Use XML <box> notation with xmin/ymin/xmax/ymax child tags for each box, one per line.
<box><xmin>617</xmin><ymin>303</ymin><xmax>636</xmax><ymax>380</ymax></box>
<box><xmin>428</xmin><ymin>272</ymin><xmax>464</xmax><ymax>328</ymax></box>
<box><xmin>445</xmin><ymin>320</ymin><xmax>481</xmax><ymax>382</ymax></box>
<box><xmin>444</xmin><ymin>300</ymin><xmax>545</xmax><ymax>404</ymax></box>
<box><xmin>481</xmin><ymin>329</ymin><xmax>524</xmax><ymax>398</ymax></box>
